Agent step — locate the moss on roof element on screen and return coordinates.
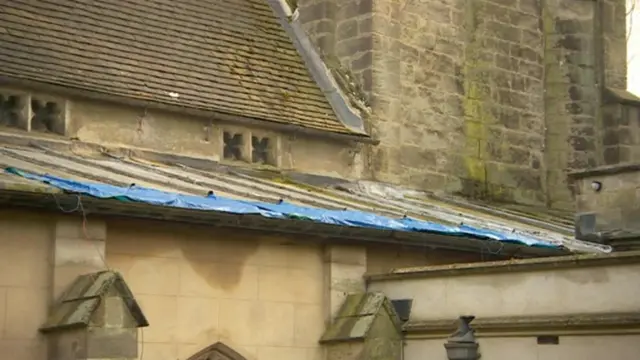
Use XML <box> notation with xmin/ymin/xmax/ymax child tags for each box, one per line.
<box><xmin>0</xmin><ymin>0</ymin><xmax>356</xmax><ymax>134</ymax></box>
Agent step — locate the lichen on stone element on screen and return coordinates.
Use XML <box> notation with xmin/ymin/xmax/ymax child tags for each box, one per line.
<box><xmin>461</xmin><ymin>0</ymin><xmax>493</xmax><ymax>200</ymax></box>
<box><xmin>322</xmin><ymin>53</ymin><xmax>372</xmax><ymax>117</ymax></box>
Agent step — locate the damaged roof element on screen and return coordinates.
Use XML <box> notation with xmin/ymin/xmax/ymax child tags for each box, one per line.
<box><xmin>0</xmin><ymin>0</ymin><xmax>360</xmax><ymax>134</ymax></box>
<box><xmin>0</xmin><ymin>138</ymin><xmax>611</xmax><ymax>256</ymax></box>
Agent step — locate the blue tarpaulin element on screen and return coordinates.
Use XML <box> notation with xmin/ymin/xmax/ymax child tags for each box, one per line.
<box><xmin>4</xmin><ymin>167</ymin><xmax>560</xmax><ymax>249</ymax></box>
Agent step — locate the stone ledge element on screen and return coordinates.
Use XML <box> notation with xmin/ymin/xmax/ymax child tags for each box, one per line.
<box><xmin>603</xmin><ymin>87</ymin><xmax>640</xmax><ymax>107</ymax></box>
<box><xmin>365</xmin><ymin>251</ymin><xmax>640</xmax><ymax>282</ymax></box>
<box><xmin>567</xmin><ymin>163</ymin><xmax>640</xmax><ymax>180</ymax></box>
<box><xmin>404</xmin><ymin>312</ymin><xmax>640</xmax><ymax>339</ymax></box>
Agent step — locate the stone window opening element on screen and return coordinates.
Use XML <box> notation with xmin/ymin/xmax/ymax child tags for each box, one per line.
<box><xmin>223</xmin><ymin>131</ymin><xmax>244</xmax><ymax>160</ymax></box>
<box><xmin>0</xmin><ymin>89</ymin><xmax>67</xmax><ymax>135</ymax></box>
<box><xmin>221</xmin><ymin>128</ymin><xmax>279</xmax><ymax>166</ymax></box>
<box><xmin>31</xmin><ymin>98</ymin><xmax>64</xmax><ymax>134</ymax></box>
<box><xmin>251</xmin><ymin>135</ymin><xmax>271</xmax><ymax>164</ymax></box>
<box><xmin>0</xmin><ymin>93</ymin><xmax>23</xmax><ymax>128</ymax></box>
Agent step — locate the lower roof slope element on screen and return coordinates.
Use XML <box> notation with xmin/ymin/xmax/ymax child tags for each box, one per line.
<box><xmin>0</xmin><ymin>140</ymin><xmax>611</xmax><ymax>256</ymax></box>
<box><xmin>0</xmin><ymin>0</ymin><xmax>356</xmax><ymax>134</ymax></box>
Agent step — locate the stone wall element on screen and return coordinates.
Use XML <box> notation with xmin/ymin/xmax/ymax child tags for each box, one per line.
<box><xmin>296</xmin><ymin>0</ymin><xmax>627</xmax><ymax>209</ymax></box>
<box><xmin>542</xmin><ymin>0</ymin><xmax>627</xmax><ymax>209</ymax></box>
<box><xmin>297</xmin><ymin>0</ymin><xmax>373</xmax><ymax>95</ymax></box>
<box><xmin>572</xmin><ymin>165</ymin><xmax>640</xmax><ymax>247</ymax></box>
<box><xmin>457</xmin><ymin>0</ymin><xmax>545</xmax><ymax>205</ymax></box>
<box><xmin>369</xmin><ymin>254</ymin><xmax>640</xmax><ymax>319</ymax></box>
<box><xmin>0</xmin><ymin>84</ymin><xmax>365</xmax><ymax>182</ymax></box>
<box><xmin>602</xmin><ymin>89</ymin><xmax>640</xmax><ymax>165</ymax></box>
<box><xmin>0</xmin><ymin>210</ymin><xmax>51</xmax><ymax>359</ymax></box>
<box><xmin>542</xmin><ymin>0</ymin><xmax>599</xmax><ymax>210</ymax></box>
<box><xmin>365</xmin><ymin>245</ymin><xmax>493</xmax><ymax>274</ymax></box>
<box><xmin>0</xmin><ymin>0</ymin><xmax>628</xmax><ymax>210</ymax></box>
<box><xmin>105</xmin><ymin>219</ymin><xmax>327</xmax><ymax>360</ymax></box>
<box><xmin>601</xmin><ymin>0</ymin><xmax>627</xmax><ymax>90</ymax></box>
<box><xmin>406</xmin><ymin>335</ymin><xmax>640</xmax><ymax>360</ymax></box>
<box><xmin>369</xmin><ymin>252</ymin><xmax>640</xmax><ymax>360</ymax></box>
<box><xmin>104</xmin><ymin>218</ymin><xmax>486</xmax><ymax>360</ymax></box>
<box><xmin>0</xmin><ymin>209</ymin><xmax>488</xmax><ymax>360</ymax></box>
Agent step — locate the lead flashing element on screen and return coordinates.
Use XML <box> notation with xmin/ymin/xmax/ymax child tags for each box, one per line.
<box><xmin>268</xmin><ymin>0</ymin><xmax>370</xmax><ymax>136</ymax></box>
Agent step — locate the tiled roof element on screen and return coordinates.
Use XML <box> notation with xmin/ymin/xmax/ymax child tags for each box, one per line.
<box><xmin>0</xmin><ymin>139</ymin><xmax>611</xmax><ymax>255</ymax></box>
<box><xmin>0</xmin><ymin>0</ymin><xmax>355</xmax><ymax>134</ymax></box>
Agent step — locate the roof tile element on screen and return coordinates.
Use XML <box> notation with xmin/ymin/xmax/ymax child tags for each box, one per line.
<box><xmin>0</xmin><ymin>0</ymin><xmax>355</xmax><ymax>134</ymax></box>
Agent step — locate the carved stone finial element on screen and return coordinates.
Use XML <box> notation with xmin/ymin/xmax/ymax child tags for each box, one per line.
<box><xmin>449</xmin><ymin>315</ymin><xmax>477</xmax><ymax>343</ymax></box>
<box><xmin>445</xmin><ymin>316</ymin><xmax>480</xmax><ymax>360</ymax></box>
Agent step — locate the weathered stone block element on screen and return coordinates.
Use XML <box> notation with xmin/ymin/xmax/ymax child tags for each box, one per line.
<box><xmin>320</xmin><ymin>292</ymin><xmax>403</xmax><ymax>360</ymax></box>
<box><xmin>86</xmin><ymin>327</ymin><xmax>138</xmax><ymax>358</ymax></box>
<box><xmin>570</xmin><ymin>164</ymin><xmax>640</xmax><ymax>247</ymax></box>
<box><xmin>55</xmin><ymin>217</ymin><xmax>106</xmax><ymax>241</ymax></box>
<box><xmin>336</xmin><ymin>19</ymin><xmax>359</xmax><ymax>40</ymax></box>
<box><xmin>47</xmin><ymin>329</ymin><xmax>88</xmax><ymax>360</ymax></box>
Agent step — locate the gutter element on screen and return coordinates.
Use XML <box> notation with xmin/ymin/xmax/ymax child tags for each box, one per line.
<box><xmin>268</xmin><ymin>0</ymin><xmax>370</xmax><ymax>136</ymax></box>
<box><xmin>0</xmin><ymin>187</ymin><xmax>569</xmax><ymax>259</ymax></box>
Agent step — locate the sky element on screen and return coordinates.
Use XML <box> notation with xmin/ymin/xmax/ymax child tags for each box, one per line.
<box><xmin>629</xmin><ymin>0</ymin><xmax>640</xmax><ymax>95</ymax></box>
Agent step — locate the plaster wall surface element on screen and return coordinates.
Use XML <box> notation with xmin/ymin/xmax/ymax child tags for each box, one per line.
<box><xmin>404</xmin><ymin>335</ymin><xmax>640</xmax><ymax>360</ymax></box>
<box><xmin>369</xmin><ymin>263</ymin><xmax>640</xmax><ymax>320</ymax></box>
